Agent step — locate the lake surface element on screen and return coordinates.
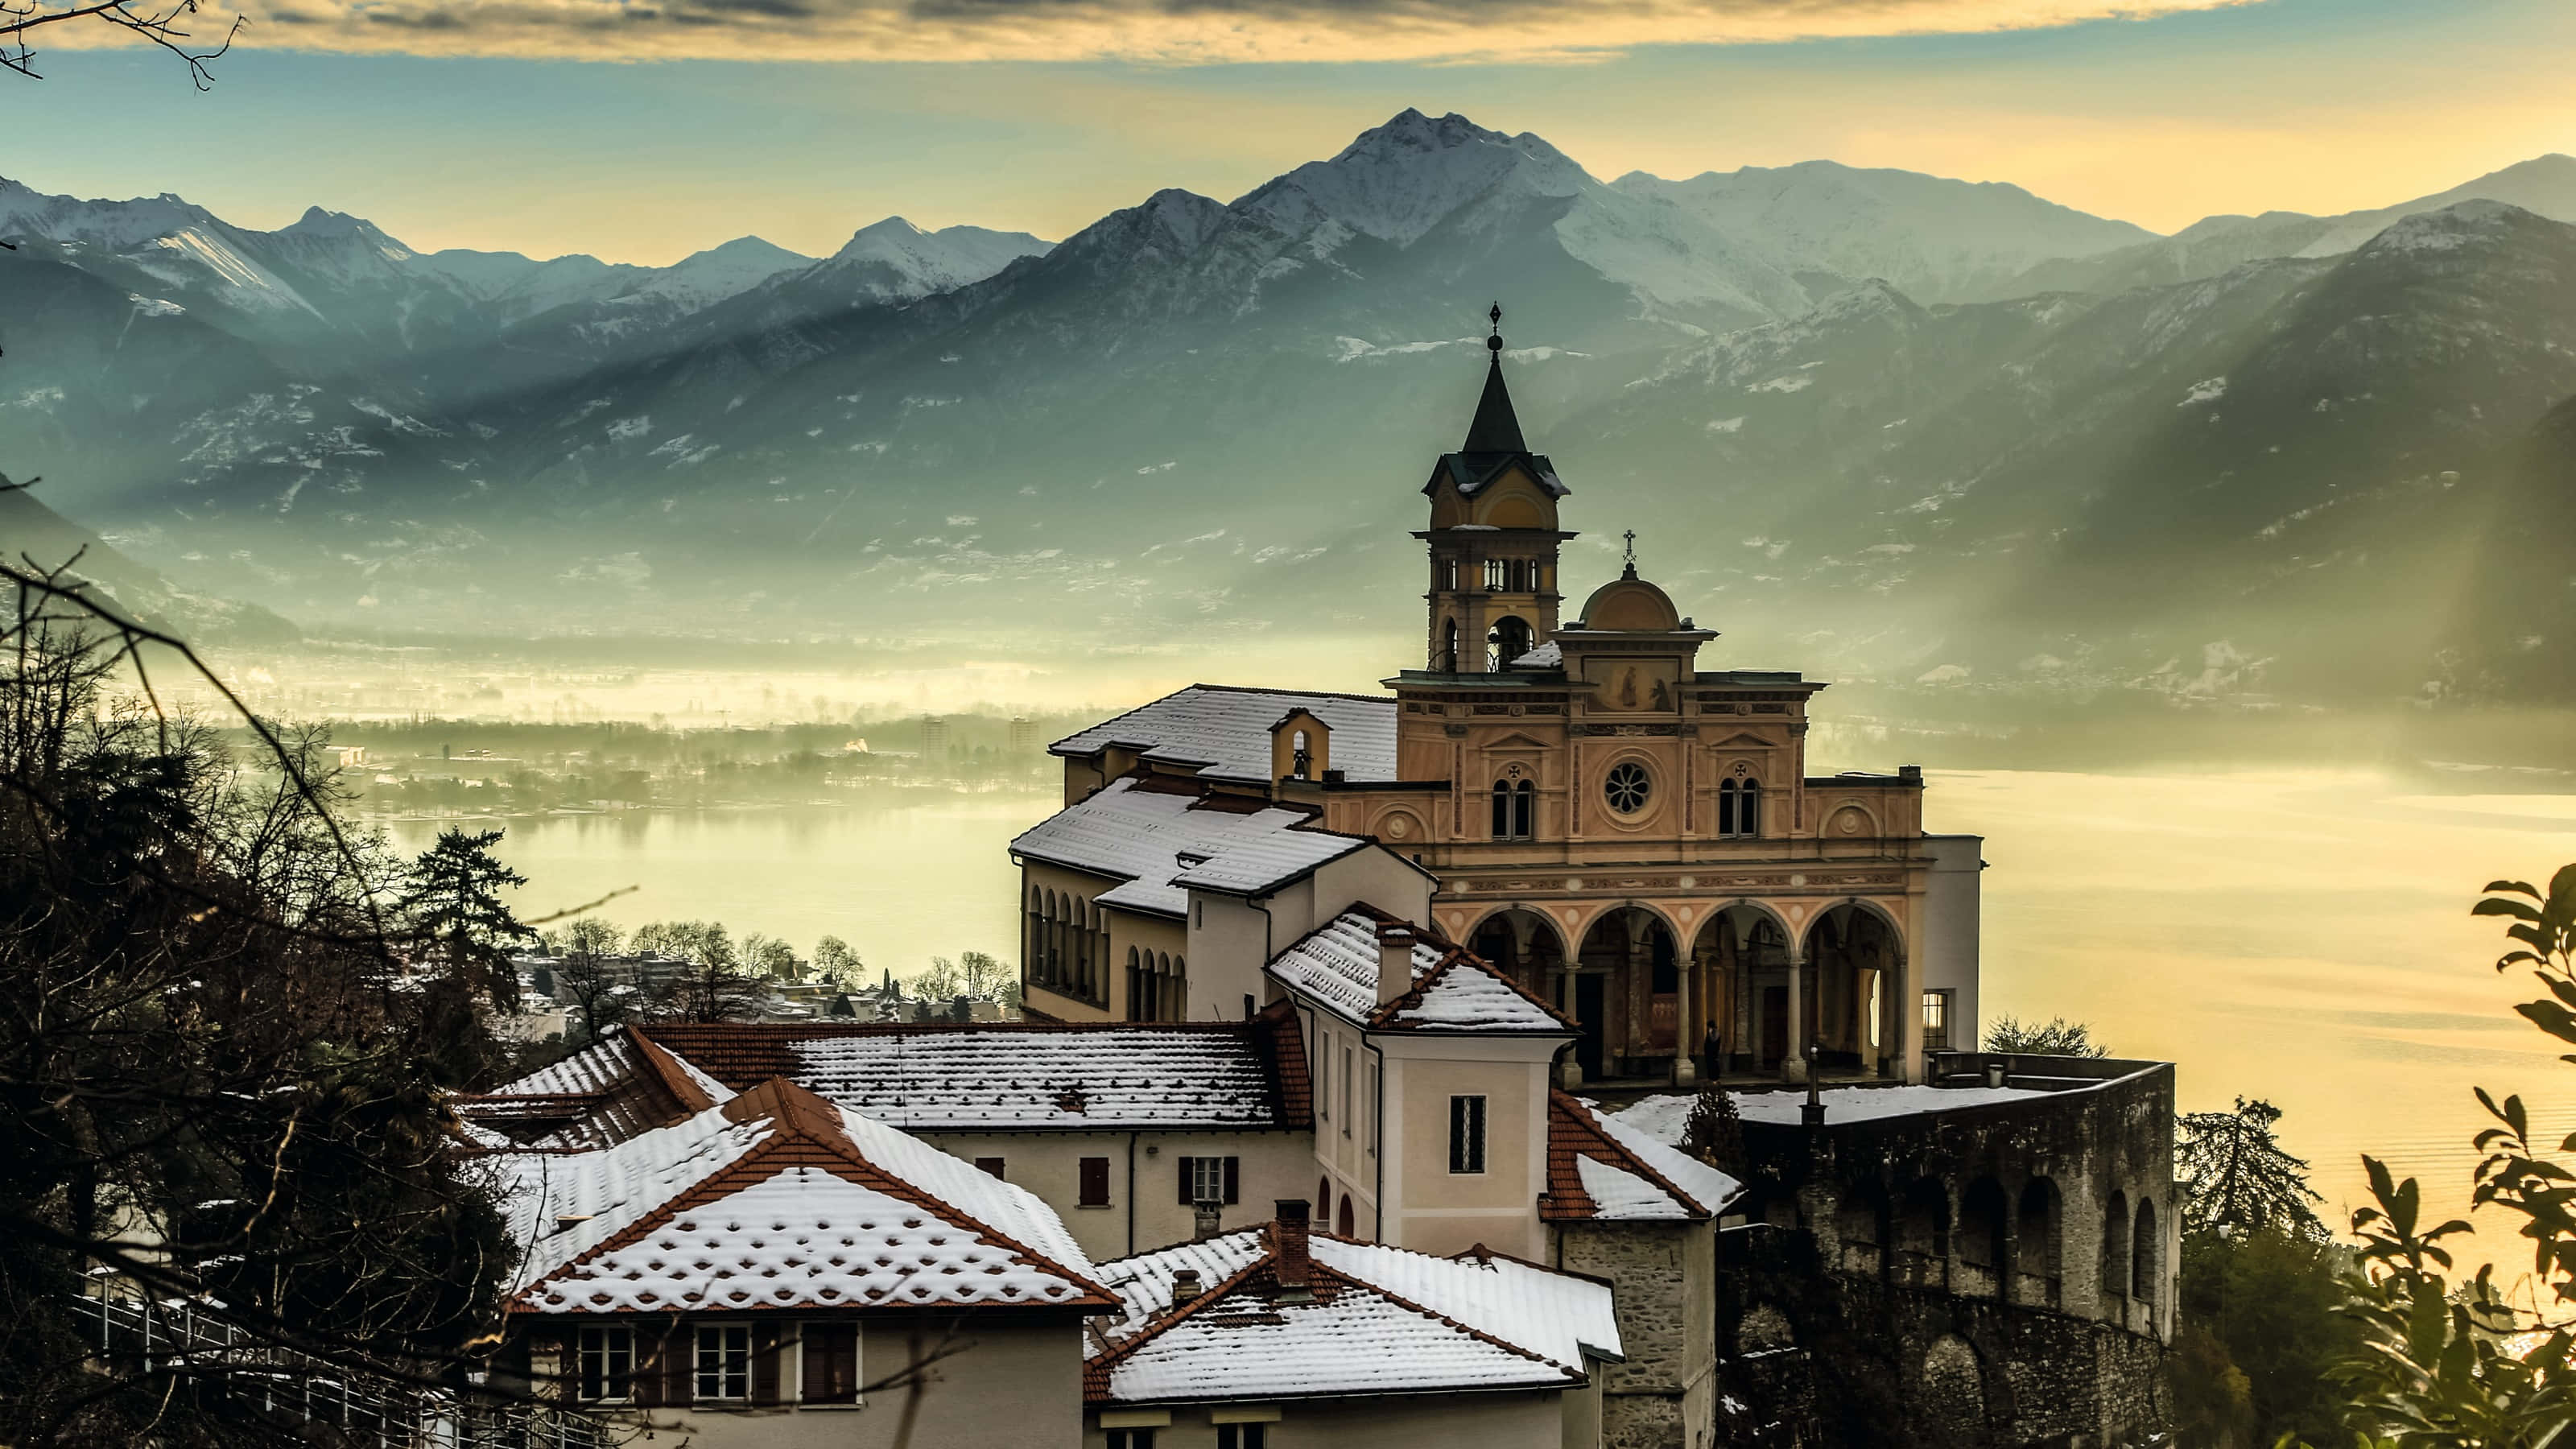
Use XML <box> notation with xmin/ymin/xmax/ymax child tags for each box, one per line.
<box><xmin>393</xmin><ymin>768</ymin><xmax>2576</xmax><ymax>1282</ymax></box>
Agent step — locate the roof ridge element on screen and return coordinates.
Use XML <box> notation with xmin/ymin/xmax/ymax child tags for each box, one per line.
<box><xmin>1367</xmin><ymin>943</ymin><xmax>1579</xmax><ymax>1034</ymax></box>
<box><xmin>514</xmin><ymin>1083</ymin><xmax>1116</xmax><ymax>1312</ymax></box>
<box><xmin>1083</xmin><ymin>1239</ymin><xmax>1282</xmax><ymax>1398</ymax></box>
<box><xmin>626</xmin><ymin>1027</ymin><xmax>720</xmax><ymax>1114</ymax></box>
<box><xmin>1307</xmin><ymin>1260</ymin><xmax>1583</xmax><ymax>1381</ymax></box>
<box><xmin>1548</xmin><ymin>1090</ymin><xmax>1711</xmax><ymax>1218</ymax></box>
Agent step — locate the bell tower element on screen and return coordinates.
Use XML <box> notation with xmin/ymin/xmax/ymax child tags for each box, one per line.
<box><xmin>1417</xmin><ymin>304</ymin><xmax>1575</xmax><ymax>675</ymax></box>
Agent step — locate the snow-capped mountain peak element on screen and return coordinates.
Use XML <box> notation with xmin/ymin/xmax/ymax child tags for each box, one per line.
<box><xmin>615</xmin><ymin>235</ymin><xmax>814</xmax><ymax>308</ymax></box>
<box><xmin>1236</xmin><ymin>109</ymin><xmax>1593</xmax><ymax>246</ymax></box>
<box><xmin>796</xmin><ymin>214</ymin><xmax>1052</xmax><ymax>303</ymax></box>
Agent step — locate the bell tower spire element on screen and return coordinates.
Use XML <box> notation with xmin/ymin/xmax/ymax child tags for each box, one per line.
<box><xmin>1413</xmin><ymin>303</ymin><xmax>1573</xmax><ymax>675</ymax></box>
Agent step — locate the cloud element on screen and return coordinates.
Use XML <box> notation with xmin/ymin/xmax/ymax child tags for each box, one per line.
<box><xmin>121</xmin><ymin>0</ymin><xmax>2256</xmax><ymax>64</ymax></box>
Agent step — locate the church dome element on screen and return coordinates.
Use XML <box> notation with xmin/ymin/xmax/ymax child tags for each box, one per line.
<box><xmin>1578</xmin><ymin>575</ymin><xmax>1682</xmax><ymax>632</ymax></box>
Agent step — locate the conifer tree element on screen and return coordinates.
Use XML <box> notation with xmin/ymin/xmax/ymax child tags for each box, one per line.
<box><xmin>2178</xmin><ymin>1097</ymin><xmax>2326</xmax><ymax>1241</ymax></box>
<box><xmin>402</xmin><ymin>828</ymin><xmax>536</xmax><ymax>1012</ymax></box>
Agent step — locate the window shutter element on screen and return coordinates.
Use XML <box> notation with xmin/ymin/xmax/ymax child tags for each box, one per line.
<box><xmin>751</xmin><ymin>1323</ymin><xmax>782</xmax><ymax>1404</ymax></box>
<box><xmin>1178</xmin><ymin>1157</ymin><xmax>1195</xmax><ymax>1206</ymax></box>
<box><xmin>530</xmin><ymin>1331</ymin><xmax>571</xmax><ymax>1404</ymax></box>
<box><xmin>1223</xmin><ymin>1156</ymin><xmax>1241</xmax><ymax>1205</ymax></box>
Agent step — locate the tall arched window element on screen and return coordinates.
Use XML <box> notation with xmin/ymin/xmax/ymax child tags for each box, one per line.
<box><xmin>1488</xmin><ymin>616</ymin><xmax>1532</xmax><ymax>671</ymax></box>
<box><xmin>1484</xmin><ymin>559</ymin><xmax>1506</xmax><ymax>592</ymax></box>
<box><xmin>1290</xmin><ymin>729</ymin><xmax>1312</xmax><ymax>780</ymax></box>
<box><xmin>1513</xmin><ymin>778</ymin><xmax>1535</xmax><ymax>839</ymax></box>
<box><xmin>1125</xmin><ymin>946</ymin><xmax>1142</xmax><ymax>1022</ymax></box>
<box><xmin>1719</xmin><ymin>778</ymin><xmax>1763</xmax><ymax>838</ymax></box>
<box><xmin>1440</xmin><ymin>619</ymin><xmax>1460</xmax><ymax>673</ymax></box>
<box><xmin>1490</xmin><ymin>779</ymin><xmax>1513</xmax><ymax>838</ymax></box>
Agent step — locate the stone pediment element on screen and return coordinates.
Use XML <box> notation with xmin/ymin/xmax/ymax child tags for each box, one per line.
<box><xmin>1475</xmin><ymin>730</ymin><xmax>1556</xmax><ymax>753</ymax></box>
<box><xmin>1704</xmin><ymin>731</ymin><xmax>1777</xmax><ymax>750</ymax></box>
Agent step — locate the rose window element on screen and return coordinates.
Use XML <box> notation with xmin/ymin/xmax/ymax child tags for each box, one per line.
<box><xmin>1603</xmin><ymin>762</ymin><xmax>1652</xmax><ymax>815</ymax></box>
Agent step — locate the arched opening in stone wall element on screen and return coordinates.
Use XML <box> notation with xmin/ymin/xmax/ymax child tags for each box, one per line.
<box><xmin>1918</xmin><ymin>1333</ymin><xmax>1988</xmax><ymax>1431</ymax></box>
<box><xmin>2132</xmin><ymin>1197</ymin><xmax>2160</xmax><ymax>1330</ymax></box>
<box><xmin>1577</xmin><ymin>906</ymin><xmax>1680</xmax><ymax>1077</ymax></box>
<box><xmin>1835</xmin><ymin>1185</ymin><xmax>1889</xmax><ymax>1280</ymax></box>
<box><xmin>2100</xmin><ymin>1191</ymin><xmax>2131</xmax><ymax>1325</ymax></box>
<box><xmin>1336</xmin><ymin>1195</ymin><xmax>1356</xmax><ymax>1237</ymax></box>
<box><xmin>1697</xmin><ymin>905</ymin><xmax>1793</xmax><ymax>1073</ymax></box>
<box><xmin>1896</xmin><ymin>1178</ymin><xmax>1951</xmax><ymax>1290</ymax></box>
<box><xmin>2016</xmin><ymin>1178</ymin><xmax>2062</xmax><ymax>1308</ymax></box>
<box><xmin>1958</xmin><ymin>1178</ymin><xmax>2010</xmax><ymax>1299</ymax></box>
<box><xmin>1468</xmin><ymin>908</ymin><xmax>1568</xmax><ymax>1004</ymax></box>
<box><xmin>1804</xmin><ymin>902</ymin><xmax>1904</xmax><ymax>1075</ymax></box>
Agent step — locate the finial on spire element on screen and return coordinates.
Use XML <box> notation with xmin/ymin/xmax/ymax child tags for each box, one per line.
<box><xmin>1460</xmin><ymin>300</ymin><xmax>1527</xmax><ymax>454</ymax></box>
<box><xmin>1621</xmin><ymin>529</ymin><xmax>1638</xmax><ymax>578</ymax></box>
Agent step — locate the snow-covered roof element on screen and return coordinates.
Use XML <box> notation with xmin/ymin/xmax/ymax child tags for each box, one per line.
<box><xmin>1613</xmin><ymin>1084</ymin><xmax>2050</xmax><ymax>1136</ymax></box>
<box><xmin>1508</xmin><ymin>641</ymin><xmax>1563</xmax><ymax>669</ymax></box>
<box><xmin>457</xmin><ymin>1030</ymin><xmax>718</xmax><ymax>1150</ymax></box>
<box><xmin>497</xmin><ymin>1079</ymin><xmax>1113</xmax><ymax>1316</ymax></box>
<box><xmin>1542</xmin><ymin>1092</ymin><xmax>1740</xmax><ymax>1222</ymax></box>
<box><xmin>782</xmin><ymin>1026</ymin><xmax>1294</xmax><ymax>1129</ymax></box>
<box><xmin>1266</xmin><ymin>908</ymin><xmax>1571</xmax><ymax>1035</ymax></box>
<box><xmin>1010</xmin><ymin>775</ymin><xmax>1369</xmax><ymax>917</ymax></box>
<box><xmin>461</xmin><ymin>1016</ymin><xmax>1314</xmax><ymax>1141</ymax></box>
<box><xmin>1049</xmin><ymin>685</ymin><xmax>1400</xmax><ymax>786</ymax></box>
<box><xmin>1088</xmin><ymin>1226</ymin><xmax>1616</xmax><ymax>1405</ymax></box>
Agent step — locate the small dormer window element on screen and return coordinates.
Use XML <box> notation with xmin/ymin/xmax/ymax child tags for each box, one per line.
<box><xmin>1290</xmin><ymin>729</ymin><xmax>1311</xmax><ymax>779</ymax></box>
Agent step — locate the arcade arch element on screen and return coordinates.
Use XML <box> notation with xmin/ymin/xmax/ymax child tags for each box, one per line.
<box><xmin>1804</xmin><ymin>902</ymin><xmax>1906</xmax><ymax>1077</ymax></box>
<box><xmin>1694</xmin><ymin>903</ymin><xmax>1794</xmax><ymax>1074</ymax></box>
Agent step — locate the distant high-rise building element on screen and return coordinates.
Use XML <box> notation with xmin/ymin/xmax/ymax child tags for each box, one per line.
<box><xmin>922</xmin><ymin>715</ymin><xmax>951</xmax><ymax>758</ymax></box>
<box><xmin>1008</xmin><ymin>716</ymin><xmax>1039</xmax><ymax>753</ymax></box>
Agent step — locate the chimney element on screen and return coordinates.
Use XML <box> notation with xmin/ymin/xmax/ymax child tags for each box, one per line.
<box><xmin>1376</xmin><ymin>922</ymin><xmax>1417</xmax><ymax>1005</ymax></box>
<box><xmin>1170</xmin><ymin>1268</ymin><xmax>1203</xmax><ymax>1305</ymax></box>
<box><xmin>1194</xmin><ymin>1199</ymin><xmax>1223</xmax><ymax>1242</ymax></box>
<box><xmin>1273</xmin><ymin>1199</ymin><xmax>1314</xmax><ymax>1302</ymax></box>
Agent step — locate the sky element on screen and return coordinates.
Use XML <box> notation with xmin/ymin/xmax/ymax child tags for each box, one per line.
<box><xmin>7</xmin><ymin>0</ymin><xmax>2574</xmax><ymax>265</ymax></box>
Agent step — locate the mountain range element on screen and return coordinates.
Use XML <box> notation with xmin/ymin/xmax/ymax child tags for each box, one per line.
<box><xmin>2</xmin><ymin>109</ymin><xmax>2572</xmax><ymax>705</ymax></box>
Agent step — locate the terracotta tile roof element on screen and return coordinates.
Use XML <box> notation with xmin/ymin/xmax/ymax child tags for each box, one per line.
<box><xmin>501</xmin><ymin>1078</ymin><xmax>1117</xmax><ymax>1317</ymax></box>
<box><xmin>1540</xmin><ymin>1091</ymin><xmax>1740</xmax><ymax>1222</ymax></box>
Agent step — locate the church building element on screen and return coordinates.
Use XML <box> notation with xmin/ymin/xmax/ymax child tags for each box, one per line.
<box><xmin>1019</xmin><ymin>308</ymin><xmax>1984</xmax><ymax>1088</ymax></box>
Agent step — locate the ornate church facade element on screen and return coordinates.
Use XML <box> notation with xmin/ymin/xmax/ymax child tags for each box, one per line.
<box><xmin>1019</xmin><ymin>312</ymin><xmax>1982</xmax><ymax>1088</ymax></box>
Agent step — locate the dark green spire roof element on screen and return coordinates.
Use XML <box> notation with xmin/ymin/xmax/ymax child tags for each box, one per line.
<box><xmin>1462</xmin><ymin>349</ymin><xmax>1527</xmax><ymax>455</ymax></box>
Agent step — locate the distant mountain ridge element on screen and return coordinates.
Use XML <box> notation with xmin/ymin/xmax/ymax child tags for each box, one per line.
<box><xmin>5</xmin><ymin>114</ymin><xmax>2574</xmax><ymax>705</ymax></box>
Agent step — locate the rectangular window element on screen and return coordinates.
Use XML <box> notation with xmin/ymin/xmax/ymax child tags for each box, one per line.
<box><xmin>800</xmin><ymin>1323</ymin><xmax>860</xmax><ymax>1405</ymax></box>
<box><xmin>1448</xmin><ymin>1095</ymin><xmax>1487</xmax><ymax>1175</ymax></box>
<box><xmin>1922</xmin><ymin>990</ymin><xmax>1953</xmax><ymax>1051</ymax></box>
<box><xmin>1363</xmin><ymin>1060</ymin><xmax>1379</xmax><ymax>1157</ymax></box>
<box><xmin>974</xmin><ymin>1157</ymin><xmax>1005</xmax><ymax>1179</ymax></box>
<box><xmin>1179</xmin><ymin>1155</ymin><xmax>1240</xmax><ymax>1205</ymax></box>
<box><xmin>1340</xmin><ymin>1047</ymin><xmax>1354</xmax><ymax>1138</ymax></box>
<box><xmin>1484</xmin><ymin>558</ymin><xmax>1506</xmax><ymax>591</ymax></box>
<box><xmin>577</xmin><ymin>1325</ymin><xmax>632</xmax><ymax>1402</ymax></box>
<box><xmin>1079</xmin><ymin>1156</ymin><xmax>1112</xmax><ymax>1208</ymax></box>
<box><xmin>1106</xmin><ymin>1432</ymin><xmax>1157</xmax><ymax>1449</ymax></box>
<box><xmin>1218</xmin><ymin>1426</ymin><xmax>1269</xmax><ymax>1449</ymax></box>
<box><xmin>694</xmin><ymin>1324</ymin><xmax>750</xmax><ymax>1401</ymax></box>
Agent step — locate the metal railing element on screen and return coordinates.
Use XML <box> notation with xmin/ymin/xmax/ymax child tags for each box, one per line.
<box><xmin>85</xmin><ymin>1283</ymin><xmax>609</xmax><ymax>1449</ymax></box>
